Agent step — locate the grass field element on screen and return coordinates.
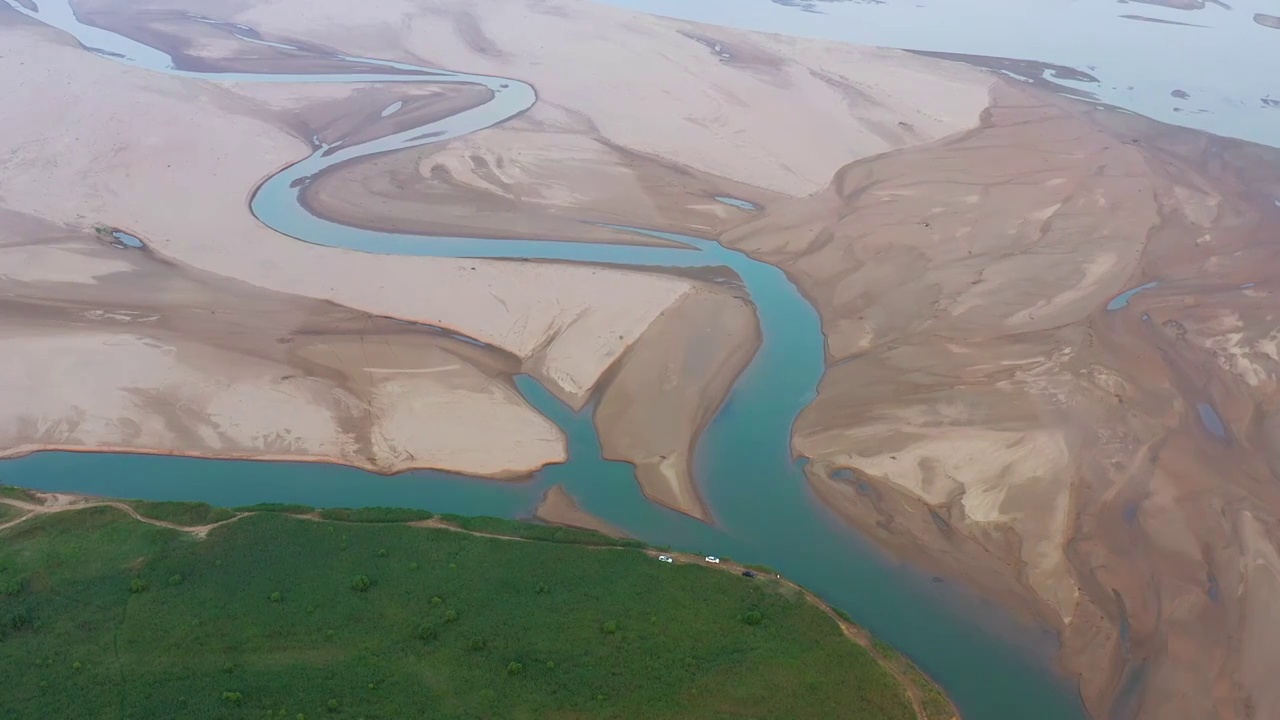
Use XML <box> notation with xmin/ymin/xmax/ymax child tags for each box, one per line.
<box><xmin>0</xmin><ymin>504</ymin><xmax>923</xmax><ymax>720</ymax></box>
<box><xmin>0</xmin><ymin>503</ymin><xmax>23</xmax><ymax>524</ymax></box>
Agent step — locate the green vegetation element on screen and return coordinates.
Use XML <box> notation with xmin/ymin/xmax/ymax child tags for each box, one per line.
<box><xmin>0</xmin><ymin>503</ymin><xmax>24</xmax><ymax>524</ymax></box>
<box><xmin>436</xmin><ymin>513</ymin><xmax>645</xmax><ymax>548</ymax></box>
<box><xmin>317</xmin><ymin>507</ymin><xmax>434</xmax><ymax>523</ymax></box>
<box><xmin>0</xmin><ymin>484</ymin><xmax>36</xmax><ymax>502</ymax></box>
<box><xmin>231</xmin><ymin>503</ymin><xmax>316</xmax><ymax>514</ymax></box>
<box><xmin>127</xmin><ymin>500</ymin><xmax>235</xmax><ymax>527</ymax></box>
<box><xmin>0</xmin><ymin>505</ymin><xmax>925</xmax><ymax>719</ymax></box>
<box><xmin>871</xmin><ymin>638</ymin><xmax>953</xmax><ymax>720</ymax></box>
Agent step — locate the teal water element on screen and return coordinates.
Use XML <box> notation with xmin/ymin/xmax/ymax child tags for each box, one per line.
<box><xmin>1106</xmin><ymin>281</ymin><xmax>1159</xmax><ymax>311</ymax></box>
<box><xmin>1</xmin><ymin>1</ymin><xmax>1087</xmax><ymax>717</ymax></box>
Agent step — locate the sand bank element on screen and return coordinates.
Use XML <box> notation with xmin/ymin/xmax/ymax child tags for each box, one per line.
<box><xmin>222</xmin><ymin>0</ymin><xmax>992</xmax><ymax>237</ymax></box>
<box><xmin>724</xmin><ymin>76</ymin><xmax>1280</xmax><ymax>719</ymax></box>
<box><xmin>0</xmin><ymin>213</ymin><xmax>565</xmax><ymax>476</ymax></box>
<box><xmin>532</xmin><ymin>485</ymin><xmax>626</xmax><ymax>538</ymax></box>
<box><xmin>0</xmin><ymin>19</ymin><xmax>701</xmax><ymax>418</ymax></box>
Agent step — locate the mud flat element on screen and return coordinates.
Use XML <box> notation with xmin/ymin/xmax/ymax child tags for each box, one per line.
<box><xmin>724</xmin><ymin>76</ymin><xmax>1280</xmax><ymax>719</ymax></box>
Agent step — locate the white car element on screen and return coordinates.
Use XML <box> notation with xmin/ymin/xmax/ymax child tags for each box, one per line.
<box><xmin>658</xmin><ymin>555</ymin><xmax>674</xmax><ymax>563</ymax></box>
<box><xmin>705</xmin><ymin>556</ymin><xmax>721</xmax><ymax>564</ymax></box>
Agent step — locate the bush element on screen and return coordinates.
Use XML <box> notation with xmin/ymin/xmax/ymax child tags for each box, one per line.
<box><xmin>444</xmin><ymin>610</ymin><xmax>458</xmax><ymax>623</ymax></box>
<box><xmin>128</xmin><ymin>501</ymin><xmax>234</xmax><ymax>527</ymax></box>
<box><xmin>232</xmin><ymin>503</ymin><xmax>315</xmax><ymax>514</ymax></box>
<box><xmin>269</xmin><ymin>592</ymin><xmax>282</xmax><ymax>603</ymax></box>
<box><xmin>350</xmin><ymin>575</ymin><xmax>371</xmax><ymax>592</ymax></box>
<box><xmin>326</xmin><ymin>699</ymin><xmax>339</xmax><ymax>711</ymax></box>
<box><xmin>129</xmin><ymin>579</ymin><xmax>148</xmax><ymax>594</ymax></box>
<box><xmin>418</xmin><ymin>623</ymin><xmax>435</xmax><ymax>641</ymax></box>
<box><xmin>317</xmin><ymin>507</ymin><xmax>434</xmax><ymax>523</ymax></box>
<box><xmin>742</xmin><ymin>611</ymin><xmax>763</xmax><ymax>626</ymax></box>
<box><xmin>222</xmin><ymin>691</ymin><xmax>243</xmax><ymax>705</ymax></box>
<box><xmin>376</xmin><ymin>549</ymin><xmax>388</xmax><ymax>558</ymax></box>
<box><xmin>1</xmin><ymin>579</ymin><xmax>23</xmax><ymax>597</ymax></box>
<box><xmin>506</xmin><ymin>662</ymin><xmax>523</xmax><ymax>676</ymax></box>
<box><xmin>601</xmin><ymin>620</ymin><xmax>618</xmax><ymax>635</ymax></box>
<box><xmin>168</xmin><ymin>575</ymin><xmax>183</xmax><ymax>587</ymax></box>
<box><xmin>469</xmin><ymin>638</ymin><xmax>486</xmax><ymax>651</ymax></box>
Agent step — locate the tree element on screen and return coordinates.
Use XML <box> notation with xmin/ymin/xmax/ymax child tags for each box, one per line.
<box><xmin>350</xmin><ymin>575</ymin><xmax>371</xmax><ymax>592</ymax></box>
<box><xmin>444</xmin><ymin>609</ymin><xmax>458</xmax><ymax>623</ymax></box>
<box><xmin>742</xmin><ymin>611</ymin><xmax>763</xmax><ymax>626</ymax></box>
<box><xmin>129</xmin><ymin>579</ymin><xmax>148</xmax><ymax>594</ymax></box>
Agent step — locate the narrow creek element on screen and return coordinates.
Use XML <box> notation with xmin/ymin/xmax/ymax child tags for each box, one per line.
<box><xmin>1</xmin><ymin>1</ymin><xmax>1088</xmax><ymax>717</ymax></box>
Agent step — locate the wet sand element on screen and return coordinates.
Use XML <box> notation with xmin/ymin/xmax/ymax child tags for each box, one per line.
<box><xmin>532</xmin><ymin>484</ymin><xmax>627</xmax><ymax>537</ymax></box>
<box><xmin>724</xmin><ymin>76</ymin><xmax>1280</xmax><ymax>719</ymax></box>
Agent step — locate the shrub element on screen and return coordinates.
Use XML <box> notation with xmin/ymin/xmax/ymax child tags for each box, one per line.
<box><xmin>469</xmin><ymin>638</ymin><xmax>486</xmax><ymax>651</ymax></box>
<box><xmin>222</xmin><ymin>691</ymin><xmax>243</xmax><ymax>705</ymax></box>
<box><xmin>269</xmin><ymin>592</ymin><xmax>282</xmax><ymax>603</ymax></box>
<box><xmin>168</xmin><ymin>575</ymin><xmax>183</xmax><ymax>587</ymax></box>
<box><xmin>534</xmin><ymin>583</ymin><xmax>549</xmax><ymax>595</ymax></box>
<box><xmin>409</xmin><ymin>562</ymin><xmax>419</xmax><ymax>571</ymax></box>
<box><xmin>444</xmin><ymin>610</ymin><xmax>458</xmax><ymax>623</ymax></box>
<box><xmin>1</xmin><ymin>579</ymin><xmax>23</xmax><ymax>597</ymax></box>
<box><xmin>376</xmin><ymin>549</ymin><xmax>388</xmax><ymax>558</ymax></box>
<box><xmin>129</xmin><ymin>579</ymin><xmax>148</xmax><ymax>594</ymax></box>
<box><xmin>742</xmin><ymin>611</ymin><xmax>763</xmax><ymax>626</ymax></box>
<box><xmin>326</xmin><ymin>699</ymin><xmax>339</xmax><ymax>711</ymax></box>
<box><xmin>507</xmin><ymin>662</ymin><xmax>523</xmax><ymax>676</ymax></box>
<box><xmin>430</xmin><ymin>596</ymin><xmax>443</xmax><ymax>605</ymax></box>
<box><xmin>350</xmin><ymin>575</ymin><xmax>371</xmax><ymax>592</ymax></box>
<box><xmin>601</xmin><ymin>620</ymin><xmax>618</xmax><ymax>635</ymax></box>
<box><xmin>418</xmin><ymin>623</ymin><xmax>435</xmax><ymax>641</ymax></box>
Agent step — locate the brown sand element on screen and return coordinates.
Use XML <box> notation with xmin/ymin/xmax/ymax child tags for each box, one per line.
<box><xmin>532</xmin><ymin>485</ymin><xmax>626</xmax><ymax>538</ymax></box>
<box><xmin>595</xmin><ymin>285</ymin><xmax>760</xmax><ymax>521</ymax></box>
<box><xmin>724</xmin><ymin>76</ymin><xmax>1280</xmax><ymax>719</ymax></box>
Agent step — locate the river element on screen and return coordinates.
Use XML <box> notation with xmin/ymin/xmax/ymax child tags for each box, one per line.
<box><xmin>0</xmin><ymin>0</ymin><xmax>1103</xmax><ymax>717</ymax></box>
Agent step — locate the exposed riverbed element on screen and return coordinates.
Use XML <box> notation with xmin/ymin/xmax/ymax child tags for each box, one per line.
<box><xmin>0</xmin><ymin>0</ymin><xmax>1092</xmax><ymax>718</ymax></box>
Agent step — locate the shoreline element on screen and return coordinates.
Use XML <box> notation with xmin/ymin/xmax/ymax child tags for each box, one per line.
<box><xmin>0</xmin><ymin>487</ymin><xmax>962</xmax><ymax>720</ymax></box>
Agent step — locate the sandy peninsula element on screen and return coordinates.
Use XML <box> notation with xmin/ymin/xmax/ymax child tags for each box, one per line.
<box><xmin>532</xmin><ymin>485</ymin><xmax>626</xmax><ymax>538</ymax></box>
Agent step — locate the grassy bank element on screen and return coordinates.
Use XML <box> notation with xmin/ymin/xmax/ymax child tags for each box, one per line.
<box><xmin>0</xmin><ymin>502</ymin><xmax>925</xmax><ymax>720</ymax></box>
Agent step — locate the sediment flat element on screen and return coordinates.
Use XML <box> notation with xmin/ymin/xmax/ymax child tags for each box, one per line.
<box><xmin>723</xmin><ymin>76</ymin><xmax>1280</xmax><ymax>719</ymax></box>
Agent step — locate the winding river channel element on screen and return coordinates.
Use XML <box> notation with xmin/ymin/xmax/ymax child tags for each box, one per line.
<box><xmin>1</xmin><ymin>0</ymin><xmax>1092</xmax><ymax>717</ymax></box>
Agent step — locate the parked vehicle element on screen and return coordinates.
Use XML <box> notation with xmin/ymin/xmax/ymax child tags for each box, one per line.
<box><xmin>705</xmin><ymin>556</ymin><xmax>720</xmax><ymax>564</ymax></box>
<box><xmin>741</xmin><ymin>570</ymin><xmax>757</xmax><ymax>578</ymax></box>
<box><xmin>658</xmin><ymin>555</ymin><xmax>673</xmax><ymax>563</ymax></box>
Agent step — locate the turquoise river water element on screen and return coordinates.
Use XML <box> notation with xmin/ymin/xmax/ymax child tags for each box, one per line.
<box><xmin>1</xmin><ymin>0</ymin><xmax>1092</xmax><ymax>717</ymax></box>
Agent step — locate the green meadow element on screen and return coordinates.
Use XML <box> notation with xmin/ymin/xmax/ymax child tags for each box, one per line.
<box><xmin>0</xmin><ymin>502</ymin><xmax>920</xmax><ymax>719</ymax></box>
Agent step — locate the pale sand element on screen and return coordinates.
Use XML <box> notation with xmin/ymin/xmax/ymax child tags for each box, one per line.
<box><xmin>230</xmin><ymin>0</ymin><xmax>993</xmax><ymax>244</ymax></box>
<box><xmin>532</xmin><ymin>485</ymin><xmax>626</xmax><ymax>538</ymax></box>
<box><xmin>726</xmin><ymin>76</ymin><xmax>1280</xmax><ymax>719</ymax></box>
<box><xmin>595</xmin><ymin>285</ymin><xmax>760</xmax><ymax>521</ymax></box>
<box><xmin>0</xmin><ymin>217</ymin><xmax>566</xmax><ymax>475</ymax></box>
<box><xmin>0</xmin><ymin>21</ymin><xmax>697</xmax><ymax>417</ymax></box>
